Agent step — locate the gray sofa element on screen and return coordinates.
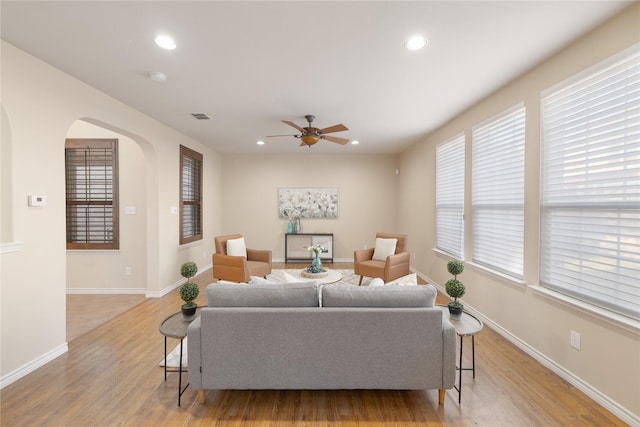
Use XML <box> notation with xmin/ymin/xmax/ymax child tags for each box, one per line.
<box><xmin>187</xmin><ymin>281</ymin><xmax>456</xmax><ymax>405</ymax></box>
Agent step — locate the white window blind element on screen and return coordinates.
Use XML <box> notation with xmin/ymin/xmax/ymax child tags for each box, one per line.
<box><xmin>436</xmin><ymin>134</ymin><xmax>465</xmax><ymax>258</ymax></box>
<box><xmin>541</xmin><ymin>45</ymin><xmax>640</xmax><ymax>319</ymax></box>
<box><xmin>472</xmin><ymin>104</ymin><xmax>525</xmax><ymax>278</ymax></box>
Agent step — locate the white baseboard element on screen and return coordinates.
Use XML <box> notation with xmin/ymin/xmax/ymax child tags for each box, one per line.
<box><xmin>147</xmin><ymin>262</ymin><xmax>213</xmax><ymax>298</ymax></box>
<box><xmin>0</xmin><ymin>342</ymin><xmax>68</xmax><ymax>390</ymax></box>
<box><xmin>415</xmin><ymin>267</ymin><xmax>640</xmax><ymax>426</ymax></box>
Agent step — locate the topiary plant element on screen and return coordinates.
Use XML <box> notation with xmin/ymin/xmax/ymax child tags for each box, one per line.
<box><xmin>179</xmin><ymin>262</ymin><xmax>199</xmax><ymax>309</ymax></box>
<box><xmin>179</xmin><ymin>282</ymin><xmax>199</xmax><ymax>309</ymax></box>
<box><xmin>445</xmin><ymin>259</ymin><xmax>466</xmax><ymax>311</ymax></box>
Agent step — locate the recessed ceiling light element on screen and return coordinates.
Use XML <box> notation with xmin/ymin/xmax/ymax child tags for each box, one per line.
<box><xmin>351</xmin><ymin>140</ymin><xmax>360</xmax><ymax>145</ymax></box>
<box><xmin>155</xmin><ymin>34</ymin><xmax>176</xmax><ymax>50</ymax></box>
<box><xmin>405</xmin><ymin>35</ymin><xmax>428</xmax><ymax>51</ymax></box>
<box><xmin>257</xmin><ymin>140</ymin><xmax>265</xmax><ymax>146</ymax></box>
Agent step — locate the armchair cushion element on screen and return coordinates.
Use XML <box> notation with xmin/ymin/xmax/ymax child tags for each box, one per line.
<box><xmin>226</xmin><ymin>237</ymin><xmax>247</xmax><ymax>257</ymax></box>
<box><xmin>372</xmin><ymin>238</ymin><xmax>397</xmax><ymax>261</ymax></box>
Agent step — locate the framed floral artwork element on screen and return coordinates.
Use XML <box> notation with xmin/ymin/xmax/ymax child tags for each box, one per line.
<box><xmin>278</xmin><ymin>187</ymin><xmax>338</xmax><ymax>219</ymax></box>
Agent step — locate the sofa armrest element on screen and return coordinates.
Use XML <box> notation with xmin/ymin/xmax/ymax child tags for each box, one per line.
<box><xmin>247</xmin><ymin>248</ymin><xmax>272</xmax><ymax>265</ymax></box>
<box><xmin>187</xmin><ymin>316</ymin><xmax>203</xmax><ymax>390</ymax></box>
<box><xmin>441</xmin><ymin>316</ymin><xmax>457</xmax><ymax>389</ymax></box>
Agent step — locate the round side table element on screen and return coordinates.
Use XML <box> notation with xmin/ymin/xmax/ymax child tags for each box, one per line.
<box><xmin>438</xmin><ymin>305</ymin><xmax>484</xmax><ymax>403</ymax></box>
<box><xmin>159</xmin><ymin>307</ymin><xmax>202</xmax><ymax>406</ymax></box>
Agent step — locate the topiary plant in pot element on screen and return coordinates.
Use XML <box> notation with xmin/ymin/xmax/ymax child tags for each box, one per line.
<box><xmin>179</xmin><ymin>261</ymin><xmax>199</xmax><ymax>321</ymax></box>
<box><xmin>445</xmin><ymin>259</ymin><xmax>466</xmax><ymax>320</ymax></box>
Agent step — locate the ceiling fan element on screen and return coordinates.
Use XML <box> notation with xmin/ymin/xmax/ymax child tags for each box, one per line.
<box><xmin>267</xmin><ymin>115</ymin><xmax>350</xmax><ymax>147</ymax></box>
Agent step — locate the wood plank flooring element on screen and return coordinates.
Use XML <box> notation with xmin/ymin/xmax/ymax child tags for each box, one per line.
<box><xmin>0</xmin><ymin>264</ymin><xmax>626</xmax><ymax>426</ymax></box>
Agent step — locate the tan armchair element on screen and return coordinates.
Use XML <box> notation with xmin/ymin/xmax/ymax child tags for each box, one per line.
<box><xmin>354</xmin><ymin>232</ymin><xmax>410</xmax><ymax>285</ymax></box>
<box><xmin>212</xmin><ymin>234</ymin><xmax>272</xmax><ymax>283</ymax></box>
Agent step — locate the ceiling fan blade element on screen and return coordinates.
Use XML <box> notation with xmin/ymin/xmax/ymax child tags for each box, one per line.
<box><xmin>319</xmin><ymin>124</ymin><xmax>348</xmax><ymax>134</ymax></box>
<box><xmin>266</xmin><ymin>134</ymin><xmax>298</xmax><ymax>138</ymax></box>
<box><xmin>282</xmin><ymin>120</ymin><xmax>304</xmax><ymax>131</ymax></box>
<box><xmin>323</xmin><ymin>135</ymin><xmax>350</xmax><ymax>145</ymax></box>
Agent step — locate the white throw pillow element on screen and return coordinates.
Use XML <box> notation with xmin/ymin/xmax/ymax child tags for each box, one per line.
<box><xmin>369</xmin><ymin>278</ymin><xmax>385</xmax><ymax>287</ymax></box>
<box><xmin>282</xmin><ymin>271</ymin><xmax>300</xmax><ymax>283</ymax></box>
<box><xmin>226</xmin><ymin>237</ymin><xmax>247</xmax><ymax>257</ymax></box>
<box><xmin>372</xmin><ymin>238</ymin><xmax>397</xmax><ymax>261</ymax></box>
<box><xmin>385</xmin><ymin>273</ymin><xmax>418</xmax><ymax>286</ymax></box>
<box><xmin>249</xmin><ymin>276</ymin><xmax>275</xmax><ymax>285</ymax></box>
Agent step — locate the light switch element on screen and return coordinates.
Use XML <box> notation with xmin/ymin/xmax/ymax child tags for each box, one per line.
<box><xmin>170</xmin><ymin>206</ymin><xmax>178</xmax><ymax>215</ymax></box>
<box><xmin>125</xmin><ymin>206</ymin><xmax>136</xmax><ymax>215</ymax></box>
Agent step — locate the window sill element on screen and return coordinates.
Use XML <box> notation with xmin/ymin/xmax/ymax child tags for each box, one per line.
<box><xmin>529</xmin><ymin>285</ymin><xmax>640</xmax><ymax>336</ymax></box>
<box><xmin>466</xmin><ymin>261</ymin><xmax>527</xmax><ymax>288</ymax></box>
<box><xmin>1</xmin><ymin>242</ymin><xmax>23</xmax><ymax>254</ymax></box>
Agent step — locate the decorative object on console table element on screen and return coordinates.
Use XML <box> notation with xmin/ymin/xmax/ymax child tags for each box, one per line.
<box><xmin>179</xmin><ymin>261</ymin><xmax>199</xmax><ymax>321</ymax></box>
<box><xmin>287</xmin><ymin>218</ymin><xmax>294</xmax><ymax>234</ymax></box>
<box><xmin>445</xmin><ymin>259</ymin><xmax>466</xmax><ymax>320</ymax></box>
<box><xmin>295</xmin><ymin>216</ymin><xmax>301</xmax><ymax>233</ymax></box>
<box><xmin>307</xmin><ymin>243</ymin><xmax>325</xmax><ymax>273</ymax></box>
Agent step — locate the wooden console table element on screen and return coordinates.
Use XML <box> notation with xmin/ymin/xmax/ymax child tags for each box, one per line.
<box><xmin>285</xmin><ymin>233</ymin><xmax>333</xmax><ymax>263</ymax></box>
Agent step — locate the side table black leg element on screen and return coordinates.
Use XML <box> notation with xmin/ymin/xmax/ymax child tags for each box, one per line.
<box><xmin>164</xmin><ymin>336</ymin><xmax>167</xmax><ymax>381</ymax></box>
<box><xmin>472</xmin><ymin>335</ymin><xmax>476</xmax><ymax>378</ymax></box>
<box><xmin>458</xmin><ymin>335</ymin><xmax>463</xmax><ymax>404</ymax></box>
<box><xmin>178</xmin><ymin>339</ymin><xmax>183</xmax><ymax>406</ymax></box>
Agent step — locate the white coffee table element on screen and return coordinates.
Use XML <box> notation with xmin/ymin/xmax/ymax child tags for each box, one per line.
<box><xmin>272</xmin><ymin>269</ymin><xmax>342</xmax><ymax>284</ymax></box>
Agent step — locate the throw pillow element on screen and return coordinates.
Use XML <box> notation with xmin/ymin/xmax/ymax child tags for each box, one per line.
<box><xmin>281</xmin><ymin>271</ymin><xmax>300</xmax><ymax>283</ymax></box>
<box><xmin>249</xmin><ymin>276</ymin><xmax>275</xmax><ymax>285</ymax></box>
<box><xmin>226</xmin><ymin>237</ymin><xmax>247</xmax><ymax>257</ymax></box>
<box><xmin>369</xmin><ymin>278</ymin><xmax>385</xmax><ymax>287</ymax></box>
<box><xmin>372</xmin><ymin>238</ymin><xmax>397</xmax><ymax>261</ymax></box>
<box><xmin>385</xmin><ymin>273</ymin><xmax>418</xmax><ymax>286</ymax></box>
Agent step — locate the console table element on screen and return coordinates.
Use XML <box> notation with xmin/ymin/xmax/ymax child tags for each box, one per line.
<box><xmin>285</xmin><ymin>233</ymin><xmax>333</xmax><ymax>263</ymax></box>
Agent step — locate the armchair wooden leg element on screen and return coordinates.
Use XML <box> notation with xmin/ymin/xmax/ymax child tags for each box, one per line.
<box><xmin>358</xmin><ymin>276</ymin><xmax>363</xmax><ymax>286</ymax></box>
<box><xmin>198</xmin><ymin>389</ymin><xmax>205</xmax><ymax>404</ymax></box>
<box><xmin>438</xmin><ymin>389</ymin><xmax>445</xmax><ymax>405</ymax></box>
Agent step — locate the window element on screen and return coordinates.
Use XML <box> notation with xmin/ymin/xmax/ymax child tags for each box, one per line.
<box><xmin>436</xmin><ymin>134</ymin><xmax>465</xmax><ymax>259</ymax></box>
<box><xmin>180</xmin><ymin>145</ymin><xmax>203</xmax><ymax>244</ymax></box>
<box><xmin>65</xmin><ymin>139</ymin><xmax>119</xmax><ymax>250</ymax></box>
<box><xmin>472</xmin><ymin>104</ymin><xmax>525</xmax><ymax>278</ymax></box>
<box><xmin>541</xmin><ymin>45</ymin><xmax>640</xmax><ymax>319</ymax></box>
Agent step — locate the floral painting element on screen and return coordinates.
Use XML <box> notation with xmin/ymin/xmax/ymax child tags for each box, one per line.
<box><xmin>279</xmin><ymin>187</ymin><xmax>338</xmax><ymax>219</ymax></box>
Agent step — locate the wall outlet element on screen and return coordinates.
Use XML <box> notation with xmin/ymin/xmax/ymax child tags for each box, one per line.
<box><xmin>570</xmin><ymin>330</ymin><xmax>581</xmax><ymax>350</ymax></box>
<box><xmin>125</xmin><ymin>266</ymin><xmax>132</xmax><ymax>276</ymax></box>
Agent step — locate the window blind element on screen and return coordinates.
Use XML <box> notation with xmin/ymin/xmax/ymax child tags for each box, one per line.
<box><xmin>436</xmin><ymin>134</ymin><xmax>465</xmax><ymax>259</ymax></box>
<box><xmin>65</xmin><ymin>139</ymin><xmax>119</xmax><ymax>250</ymax></box>
<box><xmin>472</xmin><ymin>104</ymin><xmax>525</xmax><ymax>278</ymax></box>
<box><xmin>180</xmin><ymin>145</ymin><xmax>203</xmax><ymax>244</ymax></box>
<box><xmin>541</xmin><ymin>45</ymin><xmax>640</xmax><ymax>319</ymax></box>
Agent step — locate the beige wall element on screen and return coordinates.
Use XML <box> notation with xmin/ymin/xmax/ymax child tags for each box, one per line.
<box><xmin>398</xmin><ymin>4</ymin><xmax>640</xmax><ymax>421</ymax></box>
<box><xmin>220</xmin><ymin>154</ymin><xmax>400</xmax><ymax>260</ymax></box>
<box><xmin>0</xmin><ymin>40</ymin><xmax>222</xmax><ymax>383</ymax></box>
<box><xmin>66</xmin><ymin>121</ymin><xmax>148</xmax><ymax>293</ymax></box>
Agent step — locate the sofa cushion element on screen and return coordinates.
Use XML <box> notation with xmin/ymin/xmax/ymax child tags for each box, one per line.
<box><xmin>372</xmin><ymin>237</ymin><xmax>397</xmax><ymax>261</ymax></box>
<box><xmin>322</xmin><ymin>284</ymin><xmax>436</xmax><ymax>307</ymax></box>
<box><xmin>207</xmin><ymin>282</ymin><xmax>319</xmax><ymax>307</ymax></box>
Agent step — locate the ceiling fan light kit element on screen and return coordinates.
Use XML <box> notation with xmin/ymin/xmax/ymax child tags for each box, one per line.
<box><xmin>267</xmin><ymin>114</ymin><xmax>350</xmax><ymax>148</ymax></box>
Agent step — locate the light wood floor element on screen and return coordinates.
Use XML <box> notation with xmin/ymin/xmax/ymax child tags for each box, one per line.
<box><xmin>0</xmin><ymin>264</ymin><xmax>625</xmax><ymax>426</ymax></box>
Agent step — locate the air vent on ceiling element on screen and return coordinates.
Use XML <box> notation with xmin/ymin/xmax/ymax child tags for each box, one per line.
<box><xmin>191</xmin><ymin>113</ymin><xmax>210</xmax><ymax>120</ymax></box>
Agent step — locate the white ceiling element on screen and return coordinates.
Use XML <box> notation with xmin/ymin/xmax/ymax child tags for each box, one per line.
<box><xmin>1</xmin><ymin>1</ymin><xmax>633</xmax><ymax>154</ymax></box>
